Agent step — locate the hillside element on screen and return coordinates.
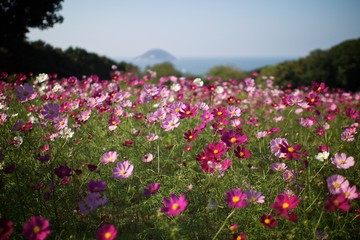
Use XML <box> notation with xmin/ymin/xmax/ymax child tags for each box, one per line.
<box><xmin>134</xmin><ymin>49</ymin><xmax>176</xmax><ymax>61</ymax></box>
<box><xmin>258</xmin><ymin>38</ymin><xmax>360</xmax><ymax>91</ymax></box>
<box><xmin>0</xmin><ymin>41</ymin><xmax>140</xmax><ymax>79</ymax></box>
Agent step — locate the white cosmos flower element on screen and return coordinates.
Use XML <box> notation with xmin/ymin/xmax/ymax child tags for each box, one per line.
<box><xmin>215</xmin><ymin>86</ymin><xmax>224</xmax><ymax>94</ymax></box>
<box><xmin>170</xmin><ymin>83</ymin><xmax>181</xmax><ymax>92</ymax></box>
<box><xmin>193</xmin><ymin>78</ymin><xmax>204</xmax><ymax>87</ymax></box>
<box><xmin>315</xmin><ymin>151</ymin><xmax>330</xmax><ymax>162</ymax></box>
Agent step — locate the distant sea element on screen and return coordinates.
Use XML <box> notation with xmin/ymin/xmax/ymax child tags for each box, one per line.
<box><xmin>114</xmin><ymin>57</ymin><xmax>297</xmax><ymax>75</ymax></box>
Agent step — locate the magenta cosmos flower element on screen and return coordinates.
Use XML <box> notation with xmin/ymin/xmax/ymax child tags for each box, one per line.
<box><xmin>331</xmin><ymin>153</ymin><xmax>355</xmax><ymax>169</ymax></box>
<box><xmin>224</xmin><ymin>188</ymin><xmax>248</xmax><ymax>209</ymax></box>
<box><xmin>96</xmin><ymin>224</ymin><xmax>117</xmax><ymax>240</ymax></box>
<box><xmin>206</xmin><ymin>142</ymin><xmax>227</xmax><ymax>158</ymax></box>
<box><xmin>144</xmin><ymin>182</ymin><xmax>160</xmax><ymax>196</ymax></box>
<box><xmin>260</xmin><ymin>214</ymin><xmax>278</xmax><ymax>228</ymax></box>
<box><xmin>101</xmin><ymin>151</ymin><xmax>118</xmax><ymax>164</ymax></box>
<box><xmin>271</xmin><ymin>193</ymin><xmax>300</xmax><ymax>218</ymax></box>
<box><xmin>22</xmin><ymin>216</ymin><xmax>51</xmax><ymax>240</ymax></box>
<box><xmin>0</xmin><ymin>217</ymin><xmax>14</xmax><ymax>239</ymax></box>
<box><xmin>160</xmin><ymin>193</ymin><xmax>188</xmax><ymax>216</ymax></box>
<box><xmin>113</xmin><ymin>160</ymin><xmax>134</xmax><ymax>179</ymax></box>
<box><xmin>324</xmin><ymin>193</ymin><xmax>351</xmax><ymax>212</ymax></box>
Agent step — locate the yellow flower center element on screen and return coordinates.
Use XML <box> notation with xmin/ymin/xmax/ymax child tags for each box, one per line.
<box><xmin>251</xmin><ymin>196</ymin><xmax>257</xmax><ymax>201</ymax></box>
<box><xmin>345</xmin><ymin>192</ymin><xmax>350</xmax><ymax>197</ymax></box>
<box><xmin>230</xmin><ymin>137</ymin><xmax>236</xmax><ymax>143</ymax></box>
<box><xmin>264</xmin><ymin>218</ymin><xmax>271</xmax><ymax>224</ymax></box>
<box><xmin>33</xmin><ymin>226</ymin><xmax>41</xmax><ymax>234</ymax></box>
<box><xmin>288</xmin><ymin>147</ymin><xmax>294</xmax><ymax>153</ymax></box>
<box><xmin>172</xmin><ymin>203</ymin><xmax>180</xmax><ymax>210</ymax></box>
<box><xmin>105</xmin><ymin>232</ymin><xmax>112</xmax><ymax>239</ymax></box>
<box><xmin>121</xmin><ymin>170</ymin><xmax>127</xmax><ymax>175</ymax></box>
<box><xmin>333</xmin><ymin>199</ymin><xmax>339</xmax><ymax>206</ymax></box>
<box><xmin>239</xmin><ymin>152</ymin><xmax>244</xmax><ymax>157</ymax></box>
<box><xmin>217</xmin><ymin>111</ymin><xmax>222</xmax><ymax>116</ymax></box>
<box><xmin>333</xmin><ymin>183</ymin><xmax>340</xmax><ymax>188</ymax></box>
<box><xmin>232</xmin><ymin>196</ymin><xmax>240</xmax><ymax>203</ymax></box>
<box><xmin>186</xmin><ymin>110</ymin><xmax>191</xmax><ymax>115</ymax></box>
<box><xmin>339</xmin><ymin>160</ymin><xmax>345</xmax><ymax>165</ymax></box>
<box><xmin>213</xmin><ymin>149</ymin><xmax>219</xmax><ymax>154</ymax></box>
<box><xmin>282</xmin><ymin>202</ymin><xmax>289</xmax><ymax>209</ymax></box>
<box><xmin>189</xmin><ymin>136</ymin><xmax>193</xmax><ymax>139</ymax></box>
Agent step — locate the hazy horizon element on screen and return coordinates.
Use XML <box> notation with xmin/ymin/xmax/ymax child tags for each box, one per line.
<box><xmin>27</xmin><ymin>0</ymin><xmax>360</xmax><ymax>59</ymax></box>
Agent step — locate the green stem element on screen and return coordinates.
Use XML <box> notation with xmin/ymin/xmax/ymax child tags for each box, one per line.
<box><xmin>212</xmin><ymin>208</ymin><xmax>236</xmax><ymax>240</ymax></box>
<box><xmin>313</xmin><ymin>210</ymin><xmax>324</xmax><ymax>238</ymax></box>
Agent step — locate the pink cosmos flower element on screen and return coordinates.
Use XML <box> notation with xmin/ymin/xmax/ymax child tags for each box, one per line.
<box><xmin>78</xmin><ymin>109</ymin><xmax>91</xmax><ymax>122</ymax></box>
<box><xmin>53</xmin><ymin>116</ymin><xmax>68</xmax><ymax>130</ymax></box>
<box><xmin>340</xmin><ymin>185</ymin><xmax>358</xmax><ymax>200</ymax></box>
<box><xmin>143</xmin><ymin>153</ymin><xmax>154</xmax><ymax>162</ymax></box>
<box><xmin>113</xmin><ymin>160</ymin><xmax>134</xmax><ymax>179</ymax></box>
<box><xmin>146</xmin><ymin>133</ymin><xmax>158</xmax><ymax>141</ymax></box>
<box><xmin>271</xmin><ymin>193</ymin><xmax>300</xmax><ymax>218</ymax></box>
<box><xmin>271</xmin><ymin>162</ymin><xmax>287</xmax><ymax>172</ymax></box>
<box><xmin>227</xmin><ymin>106</ymin><xmax>241</xmax><ymax>118</ymax></box>
<box><xmin>161</xmin><ymin>115</ymin><xmax>180</xmax><ymax>131</ymax></box>
<box><xmin>224</xmin><ymin>188</ymin><xmax>249</xmax><ymax>208</ymax></box>
<box><xmin>154</xmin><ymin>108</ymin><xmax>167</xmax><ymax>120</ymax></box>
<box><xmin>144</xmin><ymin>182</ymin><xmax>160</xmax><ymax>196</ymax></box>
<box><xmin>270</xmin><ymin>138</ymin><xmax>288</xmax><ymax>158</ymax></box>
<box><xmin>101</xmin><ymin>151</ymin><xmax>118</xmax><ymax>164</ymax></box>
<box><xmin>331</xmin><ymin>153</ymin><xmax>355</xmax><ymax>169</ymax></box>
<box><xmin>341</xmin><ymin>129</ymin><xmax>355</xmax><ymax>142</ymax></box>
<box><xmin>160</xmin><ymin>193</ymin><xmax>188</xmax><ymax>216</ymax></box>
<box><xmin>245</xmin><ymin>190</ymin><xmax>265</xmax><ymax>203</ymax></box>
<box><xmin>327</xmin><ymin>174</ymin><xmax>349</xmax><ymax>195</ymax></box>
<box><xmin>22</xmin><ymin>216</ymin><xmax>51</xmax><ymax>240</ymax></box>
<box><xmin>0</xmin><ymin>113</ymin><xmax>7</xmax><ymax>126</ymax></box>
<box><xmin>96</xmin><ymin>224</ymin><xmax>117</xmax><ymax>240</ymax></box>
<box><xmin>283</xmin><ymin>170</ymin><xmax>296</xmax><ymax>182</ymax></box>
<box><xmin>200</xmin><ymin>110</ymin><xmax>214</xmax><ymax>123</ymax></box>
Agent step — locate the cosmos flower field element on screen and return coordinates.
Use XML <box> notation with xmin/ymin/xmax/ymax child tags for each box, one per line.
<box><xmin>0</xmin><ymin>70</ymin><xmax>359</xmax><ymax>239</ymax></box>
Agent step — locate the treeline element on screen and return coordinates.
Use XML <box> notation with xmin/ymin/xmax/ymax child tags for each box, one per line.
<box><xmin>0</xmin><ymin>40</ymin><xmax>140</xmax><ymax>79</ymax></box>
<box><xmin>258</xmin><ymin>38</ymin><xmax>360</xmax><ymax>91</ymax></box>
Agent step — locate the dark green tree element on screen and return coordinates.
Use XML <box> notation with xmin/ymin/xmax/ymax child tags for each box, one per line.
<box><xmin>0</xmin><ymin>0</ymin><xmax>64</xmax><ymax>47</ymax></box>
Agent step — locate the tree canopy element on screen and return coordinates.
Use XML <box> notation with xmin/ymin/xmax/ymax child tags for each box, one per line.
<box><xmin>0</xmin><ymin>0</ymin><xmax>64</xmax><ymax>47</ymax></box>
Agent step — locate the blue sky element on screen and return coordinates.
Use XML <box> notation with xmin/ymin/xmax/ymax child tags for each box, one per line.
<box><xmin>27</xmin><ymin>0</ymin><xmax>360</xmax><ymax>59</ymax></box>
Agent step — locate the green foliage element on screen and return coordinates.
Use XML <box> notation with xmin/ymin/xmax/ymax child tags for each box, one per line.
<box><xmin>207</xmin><ymin>65</ymin><xmax>248</xmax><ymax>81</ymax></box>
<box><xmin>0</xmin><ymin>40</ymin><xmax>140</xmax><ymax>79</ymax></box>
<box><xmin>147</xmin><ymin>62</ymin><xmax>182</xmax><ymax>77</ymax></box>
<box><xmin>259</xmin><ymin>38</ymin><xmax>360</xmax><ymax>91</ymax></box>
<box><xmin>0</xmin><ymin>0</ymin><xmax>64</xmax><ymax>47</ymax></box>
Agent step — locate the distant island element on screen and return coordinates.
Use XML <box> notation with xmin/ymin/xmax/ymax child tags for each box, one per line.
<box><xmin>134</xmin><ymin>49</ymin><xmax>176</xmax><ymax>61</ymax></box>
